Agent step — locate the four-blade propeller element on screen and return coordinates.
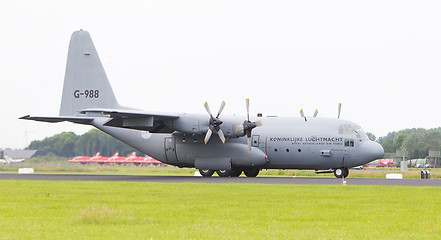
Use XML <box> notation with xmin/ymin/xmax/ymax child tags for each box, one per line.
<box><xmin>204</xmin><ymin>101</ymin><xmax>226</xmax><ymax>144</ymax></box>
<box><xmin>235</xmin><ymin>99</ymin><xmax>262</xmax><ymax>153</ymax></box>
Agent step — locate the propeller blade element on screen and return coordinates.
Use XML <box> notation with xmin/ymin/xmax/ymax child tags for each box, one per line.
<box><xmin>246</xmin><ymin>98</ymin><xmax>250</xmax><ymax>121</ymax></box>
<box><xmin>300</xmin><ymin>109</ymin><xmax>305</xmax><ymax>118</ymax></box>
<box><xmin>313</xmin><ymin>109</ymin><xmax>318</xmax><ymax>117</ymax></box>
<box><xmin>216</xmin><ymin>101</ymin><xmax>226</xmax><ymax>118</ymax></box>
<box><xmin>338</xmin><ymin>103</ymin><xmax>342</xmax><ymax>119</ymax></box>
<box><xmin>204</xmin><ymin>128</ymin><xmax>212</xmax><ymax>144</ymax></box>
<box><xmin>218</xmin><ymin>129</ymin><xmax>226</xmax><ymax>144</ymax></box>
<box><xmin>247</xmin><ymin>137</ymin><xmax>252</xmax><ymax>153</ymax></box>
<box><xmin>204</xmin><ymin>102</ymin><xmax>212</xmax><ymax>117</ymax></box>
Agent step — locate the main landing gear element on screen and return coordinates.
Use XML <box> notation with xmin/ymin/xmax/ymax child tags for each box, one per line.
<box><xmin>199</xmin><ymin>169</ymin><xmax>214</xmax><ymax>177</ymax></box>
<box><xmin>333</xmin><ymin>167</ymin><xmax>349</xmax><ymax>178</ymax></box>
<box><xmin>198</xmin><ymin>168</ymin><xmax>260</xmax><ymax>177</ymax></box>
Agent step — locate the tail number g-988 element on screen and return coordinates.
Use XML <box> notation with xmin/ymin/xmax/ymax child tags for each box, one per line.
<box><xmin>74</xmin><ymin>90</ymin><xmax>99</xmax><ymax>98</ymax></box>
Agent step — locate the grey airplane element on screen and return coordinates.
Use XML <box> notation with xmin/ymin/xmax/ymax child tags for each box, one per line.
<box><xmin>21</xmin><ymin>30</ymin><xmax>384</xmax><ymax>178</ymax></box>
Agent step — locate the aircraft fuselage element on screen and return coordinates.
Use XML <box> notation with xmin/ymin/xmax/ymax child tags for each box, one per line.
<box><xmin>93</xmin><ymin>115</ymin><xmax>383</xmax><ymax>171</ymax></box>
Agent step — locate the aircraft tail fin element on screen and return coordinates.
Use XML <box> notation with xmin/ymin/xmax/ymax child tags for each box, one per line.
<box><xmin>60</xmin><ymin>30</ymin><xmax>122</xmax><ymax>116</ymax></box>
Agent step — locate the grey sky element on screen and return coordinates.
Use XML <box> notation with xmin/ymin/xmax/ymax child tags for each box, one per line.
<box><xmin>1</xmin><ymin>0</ymin><xmax>441</xmax><ymax>149</ymax></box>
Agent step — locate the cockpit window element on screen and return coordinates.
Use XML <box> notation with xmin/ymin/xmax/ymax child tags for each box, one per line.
<box><xmin>338</xmin><ymin>124</ymin><xmax>353</xmax><ymax>135</ymax></box>
<box><xmin>354</xmin><ymin>126</ymin><xmax>368</xmax><ymax>140</ymax></box>
<box><xmin>339</xmin><ymin>124</ymin><xmax>368</xmax><ymax>140</ymax></box>
<box><xmin>344</xmin><ymin>139</ymin><xmax>355</xmax><ymax>147</ymax></box>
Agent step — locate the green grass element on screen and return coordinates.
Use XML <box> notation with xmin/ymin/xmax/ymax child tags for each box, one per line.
<box><xmin>0</xmin><ymin>180</ymin><xmax>440</xmax><ymax>239</ymax></box>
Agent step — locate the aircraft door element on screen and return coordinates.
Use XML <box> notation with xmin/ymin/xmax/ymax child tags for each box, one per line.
<box><xmin>343</xmin><ymin>139</ymin><xmax>355</xmax><ymax>166</ymax></box>
<box><xmin>165</xmin><ymin>137</ymin><xmax>178</xmax><ymax>163</ymax></box>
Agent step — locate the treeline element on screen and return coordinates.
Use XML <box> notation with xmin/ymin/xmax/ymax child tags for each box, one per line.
<box><xmin>378</xmin><ymin>128</ymin><xmax>441</xmax><ymax>159</ymax></box>
<box><xmin>27</xmin><ymin>129</ymin><xmax>140</xmax><ymax>157</ymax></box>
<box><xmin>27</xmin><ymin>127</ymin><xmax>441</xmax><ymax>159</ymax></box>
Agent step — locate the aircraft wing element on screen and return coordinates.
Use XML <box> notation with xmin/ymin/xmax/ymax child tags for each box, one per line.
<box><xmin>19</xmin><ymin>115</ymin><xmax>94</xmax><ymax>124</ymax></box>
<box><xmin>80</xmin><ymin>108</ymin><xmax>180</xmax><ymax>132</ymax></box>
<box><xmin>21</xmin><ymin>108</ymin><xmax>180</xmax><ymax>133</ymax></box>
<box><xmin>79</xmin><ymin>108</ymin><xmax>179</xmax><ymax>120</ymax></box>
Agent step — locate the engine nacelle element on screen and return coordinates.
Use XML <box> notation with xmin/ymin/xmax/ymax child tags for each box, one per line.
<box><xmin>167</xmin><ymin>114</ymin><xmax>246</xmax><ymax>138</ymax></box>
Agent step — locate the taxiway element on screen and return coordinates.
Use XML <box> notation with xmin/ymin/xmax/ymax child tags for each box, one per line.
<box><xmin>1</xmin><ymin>174</ymin><xmax>440</xmax><ymax>187</ymax></box>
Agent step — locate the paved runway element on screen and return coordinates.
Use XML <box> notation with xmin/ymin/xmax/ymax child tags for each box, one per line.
<box><xmin>1</xmin><ymin>174</ymin><xmax>440</xmax><ymax>187</ymax></box>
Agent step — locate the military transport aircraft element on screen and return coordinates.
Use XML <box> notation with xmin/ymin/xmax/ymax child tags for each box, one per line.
<box><xmin>21</xmin><ymin>30</ymin><xmax>384</xmax><ymax>178</ymax></box>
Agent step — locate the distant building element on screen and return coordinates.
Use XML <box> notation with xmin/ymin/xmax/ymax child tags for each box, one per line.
<box><xmin>0</xmin><ymin>149</ymin><xmax>38</xmax><ymax>159</ymax></box>
<box><xmin>425</xmin><ymin>150</ymin><xmax>440</xmax><ymax>168</ymax></box>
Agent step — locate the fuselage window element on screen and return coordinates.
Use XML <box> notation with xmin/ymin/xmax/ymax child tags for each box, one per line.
<box><xmin>344</xmin><ymin>139</ymin><xmax>355</xmax><ymax>147</ymax></box>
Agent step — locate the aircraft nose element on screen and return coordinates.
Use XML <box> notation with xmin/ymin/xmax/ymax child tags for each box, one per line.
<box><xmin>362</xmin><ymin>140</ymin><xmax>384</xmax><ymax>161</ymax></box>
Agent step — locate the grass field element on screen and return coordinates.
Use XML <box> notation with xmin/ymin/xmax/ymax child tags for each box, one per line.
<box><xmin>0</xmin><ymin>180</ymin><xmax>440</xmax><ymax>239</ymax></box>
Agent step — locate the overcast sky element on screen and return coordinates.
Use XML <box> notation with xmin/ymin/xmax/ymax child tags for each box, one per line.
<box><xmin>1</xmin><ymin>0</ymin><xmax>441</xmax><ymax>149</ymax></box>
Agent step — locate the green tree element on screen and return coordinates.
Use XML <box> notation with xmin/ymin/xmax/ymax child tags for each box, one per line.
<box><xmin>381</xmin><ymin>139</ymin><xmax>395</xmax><ymax>153</ymax></box>
<box><xmin>393</xmin><ymin>133</ymin><xmax>408</xmax><ymax>151</ymax></box>
<box><xmin>27</xmin><ymin>129</ymin><xmax>140</xmax><ymax>157</ymax></box>
<box><xmin>402</xmin><ymin>132</ymin><xmax>426</xmax><ymax>159</ymax></box>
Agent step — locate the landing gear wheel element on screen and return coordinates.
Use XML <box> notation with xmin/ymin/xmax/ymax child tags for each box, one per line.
<box><xmin>343</xmin><ymin>167</ymin><xmax>349</xmax><ymax>178</ymax></box>
<box><xmin>199</xmin><ymin>169</ymin><xmax>214</xmax><ymax>177</ymax></box>
<box><xmin>244</xmin><ymin>169</ymin><xmax>260</xmax><ymax>177</ymax></box>
<box><xmin>216</xmin><ymin>170</ymin><xmax>231</xmax><ymax>177</ymax></box>
<box><xmin>229</xmin><ymin>169</ymin><xmax>242</xmax><ymax>177</ymax></box>
<box><xmin>333</xmin><ymin>167</ymin><xmax>349</xmax><ymax>178</ymax></box>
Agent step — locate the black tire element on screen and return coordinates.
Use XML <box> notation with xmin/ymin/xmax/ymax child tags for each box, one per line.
<box><xmin>244</xmin><ymin>168</ymin><xmax>260</xmax><ymax>177</ymax></box>
<box><xmin>229</xmin><ymin>169</ymin><xmax>242</xmax><ymax>177</ymax></box>
<box><xmin>343</xmin><ymin>167</ymin><xmax>349</xmax><ymax>178</ymax></box>
<box><xmin>199</xmin><ymin>169</ymin><xmax>214</xmax><ymax>177</ymax></box>
<box><xmin>216</xmin><ymin>170</ymin><xmax>231</xmax><ymax>177</ymax></box>
<box><xmin>333</xmin><ymin>168</ymin><xmax>349</xmax><ymax>178</ymax></box>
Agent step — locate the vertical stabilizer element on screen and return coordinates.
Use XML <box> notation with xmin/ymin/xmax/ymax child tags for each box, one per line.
<box><xmin>60</xmin><ymin>30</ymin><xmax>121</xmax><ymax>116</ymax></box>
